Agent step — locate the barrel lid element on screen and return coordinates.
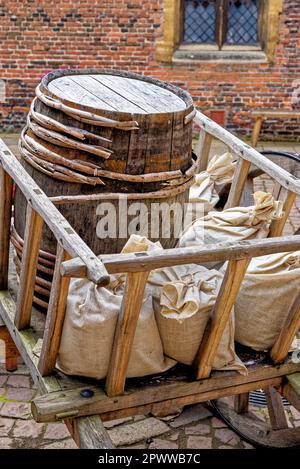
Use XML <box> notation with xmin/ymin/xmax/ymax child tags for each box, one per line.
<box><xmin>46</xmin><ymin>70</ymin><xmax>189</xmax><ymax>115</ymax></box>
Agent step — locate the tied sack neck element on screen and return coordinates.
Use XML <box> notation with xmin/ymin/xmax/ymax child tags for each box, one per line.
<box><xmin>247</xmin><ymin>191</ymin><xmax>284</xmax><ymax>228</ymax></box>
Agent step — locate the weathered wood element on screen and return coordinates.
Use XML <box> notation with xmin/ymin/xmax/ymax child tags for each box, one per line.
<box><xmin>14</xmin><ymin>206</ymin><xmax>43</xmax><ymax>330</ymax></box>
<box><xmin>0</xmin><ymin>138</ymin><xmax>110</xmax><ymax>286</ymax></box>
<box><xmin>234</xmin><ymin>393</ymin><xmax>249</xmax><ymax>414</ymax></box>
<box><xmin>213</xmin><ymin>398</ymin><xmax>300</xmax><ymax>448</ymax></box>
<box><xmin>265</xmin><ymin>386</ymin><xmax>288</xmax><ymax>430</ymax></box>
<box><xmin>0</xmin><ymin>325</ymin><xmax>20</xmax><ymax>372</ymax></box>
<box><xmin>271</xmin><ymin>289</ymin><xmax>300</xmax><ymax>364</ymax></box>
<box><xmin>251</xmin><ymin>116</ymin><xmax>264</xmax><ymax>147</ymax></box>
<box><xmin>194</xmin><ymin>130</ymin><xmax>213</xmax><ymax>173</ymax></box>
<box><xmin>0</xmin><ymin>166</ymin><xmax>13</xmax><ymax>289</ymax></box>
<box><xmin>66</xmin><ymin>415</ymin><xmax>115</xmax><ymax>449</ymax></box>
<box><xmin>194</xmin><ymin>111</ymin><xmax>300</xmax><ymax>196</ymax></box>
<box><xmin>251</xmin><ymin>110</ymin><xmax>300</xmax><ymax>119</ymax></box>
<box><xmin>282</xmin><ymin>374</ymin><xmax>300</xmax><ymax>413</ymax></box>
<box><xmin>195</xmin><ymin>258</ymin><xmax>250</xmax><ymax>379</ymax></box>
<box><xmin>269</xmin><ymin>189</ymin><xmax>296</xmax><ymax>238</ymax></box>
<box><xmin>61</xmin><ymin>234</ymin><xmax>300</xmax><ymax>277</ymax></box>
<box><xmin>0</xmin><ymin>290</ymin><xmax>61</xmax><ymax>393</ymax></box>
<box><xmin>225</xmin><ymin>158</ymin><xmax>251</xmax><ymax>209</ymax></box>
<box><xmin>38</xmin><ymin>246</ymin><xmax>71</xmax><ymax>376</ymax></box>
<box><xmin>31</xmin><ymin>361</ymin><xmax>300</xmax><ymax>423</ymax></box>
<box><xmin>105</xmin><ymin>271</ymin><xmax>149</xmax><ymax>397</ymax></box>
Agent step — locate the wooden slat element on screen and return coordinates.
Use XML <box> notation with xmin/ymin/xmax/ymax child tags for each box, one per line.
<box><xmin>251</xmin><ymin>116</ymin><xmax>264</xmax><ymax>147</ymax></box>
<box><xmin>0</xmin><ymin>166</ymin><xmax>13</xmax><ymax>289</ymax></box>
<box><xmin>265</xmin><ymin>386</ymin><xmax>288</xmax><ymax>430</ymax></box>
<box><xmin>105</xmin><ymin>271</ymin><xmax>149</xmax><ymax>397</ymax></box>
<box><xmin>271</xmin><ymin>289</ymin><xmax>300</xmax><ymax>364</ymax></box>
<box><xmin>251</xmin><ymin>111</ymin><xmax>300</xmax><ymax>118</ymax></box>
<box><xmin>282</xmin><ymin>374</ymin><xmax>300</xmax><ymax>413</ymax></box>
<box><xmin>234</xmin><ymin>393</ymin><xmax>249</xmax><ymax>414</ymax></box>
<box><xmin>0</xmin><ymin>290</ymin><xmax>61</xmax><ymax>394</ymax></box>
<box><xmin>32</xmin><ymin>363</ymin><xmax>300</xmax><ymax>423</ymax></box>
<box><xmin>14</xmin><ymin>205</ymin><xmax>43</xmax><ymax>330</ymax></box>
<box><xmin>194</xmin><ymin>111</ymin><xmax>300</xmax><ymax>195</ymax></box>
<box><xmin>66</xmin><ymin>416</ymin><xmax>115</xmax><ymax>449</ymax></box>
<box><xmin>60</xmin><ymin>235</ymin><xmax>300</xmax><ymax>277</ymax></box>
<box><xmin>0</xmin><ymin>139</ymin><xmax>110</xmax><ymax>286</ymax></box>
<box><xmin>38</xmin><ymin>246</ymin><xmax>71</xmax><ymax>376</ymax></box>
<box><xmin>195</xmin><ymin>258</ymin><xmax>250</xmax><ymax>380</ymax></box>
<box><xmin>269</xmin><ymin>189</ymin><xmax>296</xmax><ymax>238</ymax></box>
<box><xmin>225</xmin><ymin>158</ymin><xmax>251</xmax><ymax>209</ymax></box>
<box><xmin>194</xmin><ymin>130</ymin><xmax>213</xmax><ymax>173</ymax></box>
<box><xmin>0</xmin><ymin>325</ymin><xmax>20</xmax><ymax>372</ymax></box>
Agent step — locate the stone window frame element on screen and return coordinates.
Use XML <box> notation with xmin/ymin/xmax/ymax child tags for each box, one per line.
<box><xmin>155</xmin><ymin>0</ymin><xmax>283</xmax><ymax>63</ymax></box>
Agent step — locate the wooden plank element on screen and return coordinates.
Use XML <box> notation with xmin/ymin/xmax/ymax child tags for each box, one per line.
<box><xmin>269</xmin><ymin>189</ymin><xmax>296</xmax><ymax>238</ymax></box>
<box><xmin>32</xmin><ymin>356</ymin><xmax>300</xmax><ymax>423</ymax></box>
<box><xmin>194</xmin><ymin>130</ymin><xmax>213</xmax><ymax>173</ymax></box>
<box><xmin>32</xmin><ymin>371</ymin><xmax>290</xmax><ymax>423</ymax></box>
<box><xmin>0</xmin><ymin>139</ymin><xmax>110</xmax><ymax>286</ymax></box>
<box><xmin>265</xmin><ymin>386</ymin><xmax>288</xmax><ymax>430</ymax></box>
<box><xmin>0</xmin><ymin>166</ymin><xmax>13</xmax><ymax>289</ymax></box>
<box><xmin>251</xmin><ymin>116</ymin><xmax>264</xmax><ymax>147</ymax></box>
<box><xmin>14</xmin><ymin>206</ymin><xmax>43</xmax><ymax>330</ymax></box>
<box><xmin>195</xmin><ymin>258</ymin><xmax>250</xmax><ymax>380</ymax></box>
<box><xmin>194</xmin><ymin>111</ymin><xmax>300</xmax><ymax>195</ymax></box>
<box><xmin>38</xmin><ymin>246</ymin><xmax>71</xmax><ymax>376</ymax></box>
<box><xmin>66</xmin><ymin>416</ymin><xmax>115</xmax><ymax>449</ymax></box>
<box><xmin>282</xmin><ymin>374</ymin><xmax>300</xmax><ymax>413</ymax></box>
<box><xmin>60</xmin><ymin>234</ymin><xmax>300</xmax><ymax>277</ymax></box>
<box><xmin>251</xmin><ymin>111</ymin><xmax>300</xmax><ymax>118</ymax></box>
<box><xmin>0</xmin><ymin>325</ymin><xmax>20</xmax><ymax>372</ymax></box>
<box><xmin>234</xmin><ymin>393</ymin><xmax>249</xmax><ymax>414</ymax></box>
<box><xmin>225</xmin><ymin>158</ymin><xmax>251</xmax><ymax>209</ymax></box>
<box><xmin>271</xmin><ymin>289</ymin><xmax>300</xmax><ymax>364</ymax></box>
<box><xmin>105</xmin><ymin>271</ymin><xmax>149</xmax><ymax>397</ymax></box>
<box><xmin>0</xmin><ymin>290</ymin><xmax>61</xmax><ymax>394</ymax></box>
<box><xmin>71</xmin><ymin>75</ymin><xmax>145</xmax><ymax>114</ymax></box>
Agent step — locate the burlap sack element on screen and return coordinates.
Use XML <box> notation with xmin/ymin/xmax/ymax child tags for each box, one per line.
<box><xmin>57</xmin><ymin>235</ymin><xmax>176</xmax><ymax>379</ymax></box>
<box><xmin>150</xmin><ymin>264</ymin><xmax>246</xmax><ymax>374</ymax></box>
<box><xmin>179</xmin><ymin>191</ymin><xmax>283</xmax><ymax>269</ymax></box>
<box><xmin>234</xmin><ymin>251</ymin><xmax>300</xmax><ymax>351</ymax></box>
<box><xmin>187</xmin><ymin>152</ymin><xmax>235</xmax><ymax>219</ymax></box>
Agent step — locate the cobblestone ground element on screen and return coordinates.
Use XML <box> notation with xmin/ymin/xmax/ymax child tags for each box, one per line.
<box><xmin>0</xmin><ymin>135</ymin><xmax>300</xmax><ymax>449</ymax></box>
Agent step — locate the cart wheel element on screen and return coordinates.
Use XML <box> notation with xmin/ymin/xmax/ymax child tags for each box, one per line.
<box><xmin>211</xmin><ymin>395</ymin><xmax>300</xmax><ymax>449</ymax></box>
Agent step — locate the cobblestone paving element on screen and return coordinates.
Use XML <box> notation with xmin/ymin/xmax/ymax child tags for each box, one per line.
<box><xmin>0</xmin><ymin>135</ymin><xmax>300</xmax><ymax>449</ymax></box>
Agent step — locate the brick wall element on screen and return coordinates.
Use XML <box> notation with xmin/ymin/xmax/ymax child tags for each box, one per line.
<box><xmin>0</xmin><ymin>0</ymin><xmax>299</xmax><ymax>140</ymax></box>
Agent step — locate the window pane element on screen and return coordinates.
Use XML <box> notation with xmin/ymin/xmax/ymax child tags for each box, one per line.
<box><xmin>184</xmin><ymin>0</ymin><xmax>216</xmax><ymax>44</ymax></box>
<box><xmin>226</xmin><ymin>0</ymin><xmax>259</xmax><ymax>45</ymax></box>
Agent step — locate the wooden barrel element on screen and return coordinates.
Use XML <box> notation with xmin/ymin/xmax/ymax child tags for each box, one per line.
<box><xmin>13</xmin><ymin>69</ymin><xmax>196</xmax><ymax>308</ymax></box>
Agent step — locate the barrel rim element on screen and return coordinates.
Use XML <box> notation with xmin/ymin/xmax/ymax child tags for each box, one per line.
<box><xmin>40</xmin><ymin>68</ymin><xmax>195</xmax><ymax>118</ymax></box>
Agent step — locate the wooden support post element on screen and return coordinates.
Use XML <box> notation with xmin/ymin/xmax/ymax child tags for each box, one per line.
<box><xmin>0</xmin><ymin>166</ymin><xmax>13</xmax><ymax>290</ymax></box>
<box><xmin>269</xmin><ymin>189</ymin><xmax>296</xmax><ymax>238</ymax></box>
<box><xmin>66</xmin><ymin>416</ymin><xmax>115</xmax><ymax>449</ymax></box>
<box><xmin>194</xmin><ymin>130</ymin><xmax>213</xmax><ymax>173</ymax></box>
<box><xmin>195</xmin><ymin>258</ymin><xmax>249</xmax><ymax>380</ymax></box>
<box><xmin>270</xmin><ymin>289</ymin><xmax>300</xmax><ymax>364</ymax></box>
<box><xmin>234</xmin><ymin>393</ymin><xmax>249</xmax><ymax>414</ymax></box>
<box><xmin>0</xmin><ymin>325</ymin><xmax>20</xmax><ymax>372</ymax></box>
<box><xmin>265</xmin><ymin>386</ymin><xmax>288</xmax><ymax>430</ymax></box>
<box><xmin>14</xmin><ymin>205</ymin><xmax>43</xmax><ymax>330</ymax></box>
<box><xmin>282</xmin><ymin>374</ymin><xmax>300</xmax><ymax>413</ymax></box>
<box><xmin>251</xmin><ymin>116</ymin><xmax>264</xmax><ymax>147</ymax></box>
<box><xmin>38</xmin><ymin>245</ymin><xmax>71</xmax><ymax>376</ymax></box>
<box><xmin>105</xmin><ymin>271</ymin><xmax>149</xmax><ymax>397</ymax></box>
<box><xmin>225</xmin><ymin>158</ymin><xmax>251</xmax><ymax>209</ymax></box>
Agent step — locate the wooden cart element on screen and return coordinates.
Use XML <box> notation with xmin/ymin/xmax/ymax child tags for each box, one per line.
<box><xmin>1</xmin><ymin>111</ymin><xmax>300</xmax><ymax>449</ymax></box>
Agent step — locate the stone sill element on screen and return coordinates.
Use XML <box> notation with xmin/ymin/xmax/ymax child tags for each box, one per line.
<box><xmin>173</xmin><ymin>47</ymin><xmax>268</xmax><ymax>64</ymax></box>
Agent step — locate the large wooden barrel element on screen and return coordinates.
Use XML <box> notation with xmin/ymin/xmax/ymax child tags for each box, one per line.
<box><xmin>13</xmin><ymin>69</ymin><xmax>196</xmax><ymax>308</ymax></box>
